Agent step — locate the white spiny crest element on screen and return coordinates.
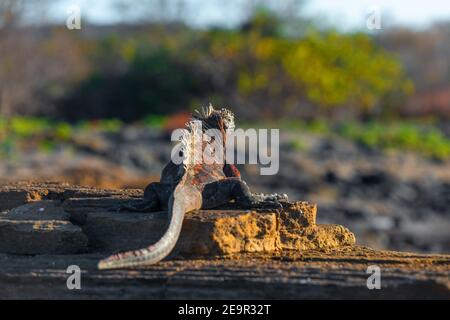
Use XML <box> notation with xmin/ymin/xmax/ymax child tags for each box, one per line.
<box><xmin>193</xmin><ymin>104</ymin><xmax>235</xmax><ymax>133</ymax></box>
<box><xmin>179</xmin><ymin>120</ymin><xmax>203</xmax><ymax>167</ymax></box>
<box><xmin>220</xmin><ymin>108</ymin><xmax>235</xmax><ymax>133</ymax></box>
<box><xmin>194</xmin><ymin>103</ymin><xmax>214</xmax><ymax>119</ymax></box>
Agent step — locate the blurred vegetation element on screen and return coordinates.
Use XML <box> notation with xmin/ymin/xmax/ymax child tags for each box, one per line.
<box><xmin>1</xmin><ymin>2</ymin><xmax>449</xmax><ymax>161</ymax></box>
<box><xmin>0</xmin><ymin>116</ymin><xmax>123</xmax><ymax>158</ymax></box>
<box><xmin>243</xmin><ymin>117</ymin><xmax>450</xmax><ymax>160</ymax></box>
<box><xmin>58</xmin><ymin>10</ymin><xmax>412</xmax><ymax>121</ymax></box>
<box><xmin>0</xmin><ymin>7</ymin><xmax>414</xmax><ymax>121</ymax></box>
<box><xmin>337</xmin><ymin>121</ymin><xmax>450</xmax><ymax>160</ymax></box>
<box><xmin>1</xmin><ymin>115</ymin><xmax>449</xmax><ymax>161</ymax></box>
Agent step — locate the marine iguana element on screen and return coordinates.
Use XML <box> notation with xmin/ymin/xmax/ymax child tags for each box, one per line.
<box><xmin>98</xmin><ymin>105</ymin><xmax>287</xmax><ymax>270</ymax></box>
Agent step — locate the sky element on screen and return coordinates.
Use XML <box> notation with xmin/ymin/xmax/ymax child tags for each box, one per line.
<box><xmin>48</xmin><ymin>0</ymin><xmax>450</xmax><ymax>30</ymax></box>
<box><xmin>304</xmin><ymin>0</ymin><xmax>450</xmax><ymax>30</ymax></box>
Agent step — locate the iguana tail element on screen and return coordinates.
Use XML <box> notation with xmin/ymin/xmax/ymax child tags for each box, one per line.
<box><xmin>98</xmin><ymin>184</ymin><xmax>202</xmax><ymax>270</ymax></box>
<box><xmin>98</xmin><ymin>119</ymin><xmax>203</xmax><ymax>270</ymax></box>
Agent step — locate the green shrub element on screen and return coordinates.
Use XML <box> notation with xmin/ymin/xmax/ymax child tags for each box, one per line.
<box><xmin>143</xmin><ymin>115</ymin><xmax>168</xmax><ymax>128</ymax></box>
<box><xmin>337</xmin><ymin>121</ymin><xmax>450</xmax><ymax>160</ymax></box>
<box><xmin>10</xmin><ymin>117</ymin><xmax>51</xmax><ymax>137</ymax></box>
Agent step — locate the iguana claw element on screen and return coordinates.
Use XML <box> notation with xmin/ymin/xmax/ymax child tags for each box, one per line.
<box><xmin>251</xmin><ymin>199</ymin><xmax>284</xmax><ymax>212</ymax></box>
<box><xmin>252</xmin><ymin>192</ymin><xmax>288</xmax><ymax>203</ymax></box>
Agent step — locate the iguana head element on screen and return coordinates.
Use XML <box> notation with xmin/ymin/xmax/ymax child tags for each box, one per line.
<box><xmin>193</xmin><ymin>104</ymin><xmax>235</xmax><ymax>133</ymax></box>
<box><xmin>185</xmin><ymin>104</ymin><xmax>235</xmax><ymax>166</ymax></box>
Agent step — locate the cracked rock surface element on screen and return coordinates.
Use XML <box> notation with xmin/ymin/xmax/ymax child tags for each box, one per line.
<box><xmin>0</xmin><ymin>182</ymin><xmax>354</xmax><ymax>256</ymax></box>
<box><xmin>0</xmin><ymin>182</ymin><xmax>448</xmax><ymax>299</ymax></box>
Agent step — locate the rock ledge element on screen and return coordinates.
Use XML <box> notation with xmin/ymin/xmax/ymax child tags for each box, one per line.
<box><xmin>0</xmin><ymin>182</ymin><xmax>448</xmax><ymax>299</ymax></box>
<box><xmin>0</xmin><ymin>182</ymin><xmax>354</xmax><ymax>256</ymax></box>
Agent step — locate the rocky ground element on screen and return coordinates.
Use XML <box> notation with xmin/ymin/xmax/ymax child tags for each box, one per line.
<box><xmin>1</xmin><ymin>127</ymin><xmax>449</xmax><ymax>254</ymax></box>
<box><xmin>0</xmin><ymin>182</ymin><xmax>449</xmax><ymax>299</ymax></box>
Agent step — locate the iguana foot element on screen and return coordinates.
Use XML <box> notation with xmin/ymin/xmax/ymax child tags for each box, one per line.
<box><xmin>249</xmin><ymin>198</ymin><xmax>284</xmax><ymax>212</ymax></box>
<box><xmin>252</xmin><ymin>192</ymin><xmax>288</xmax><ymax>203</ymax></box>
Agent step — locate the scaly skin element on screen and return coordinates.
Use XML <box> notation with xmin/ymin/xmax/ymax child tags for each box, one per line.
<box><xmin>98</xmin><ymin>106</ymin><xmax>287</xmax><ymax>270</ymax></box>
<box><xmin>98</xmin><ymin>176</ymin><xmax>202</xmax><ymax>270</ymax></box>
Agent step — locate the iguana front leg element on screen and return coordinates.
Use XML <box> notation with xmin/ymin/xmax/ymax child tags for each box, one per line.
<box><xmin>223</xmin><ymin>164</ymin><xmax>288</xmax><ymax>204</ymax></box>
<box><xmin>201</xmin><ymin>178</ymin><xmax>285</xmax><ymax>210</ymax></box>
<box><xmin>115</xmin><ymin>182</ymin><xmax>172</xmax><ymax>212</ymax></box>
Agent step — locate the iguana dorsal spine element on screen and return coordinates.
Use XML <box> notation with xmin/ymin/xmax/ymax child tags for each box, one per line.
<box><xmin>98</xmin><ymin>106</ymin><xmax>286</xmax><ymax>270</ymax></box>
<box><xmin>98</xmin><ymin>121</ymin><xmax>203</xmax><ymax>270</ymax></box>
